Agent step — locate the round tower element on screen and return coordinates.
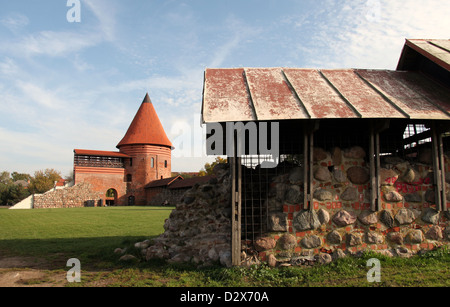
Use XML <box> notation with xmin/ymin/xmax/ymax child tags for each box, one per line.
<box><xmin>117</xmin><ymin>93</ymin><xmax>173</xmax><ymax>205</ymax></box>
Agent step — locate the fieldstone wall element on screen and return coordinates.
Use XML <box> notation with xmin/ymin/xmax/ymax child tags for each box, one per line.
<box><xmin>125</xmin><ymin>146</ymin><xmax>450</xmax><ymax>267</ymax></box>
<box><xmin>257</xmin><ymin>146</ymin><xmax>450</xmax><ymax>266</ymax></box>
<box><xmin>33</xmin><ymin>182</ymin><xmax>102</xmax><ymax>209</ymax></box>
<box><xmin>136</xmin><ymin>164</ymin><xmax>233</xmax><ymax>267</ymax></box>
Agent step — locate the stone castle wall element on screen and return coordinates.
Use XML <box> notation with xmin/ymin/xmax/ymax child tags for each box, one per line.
<box><xmin>141</xmin><ymin>164</ymin><xmax>233</xmax><ymax>267</ymax></box>
<box><xmin>33</xmin><ymin>182</ymin><xmax>102</xmax><ymax>209</ymax></box>
<box><xmin>127</xmin><ymin>146</ymin><xmax>450</xmax><ymax>267</ymax></box>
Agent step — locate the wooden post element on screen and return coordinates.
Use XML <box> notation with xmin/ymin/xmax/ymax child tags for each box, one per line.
<box><xmin>438</xmin><ymin>132</ymin><xmax>447</xmax><ymax>211</ymax></box>
<box><xmin>231</xmin><ymin>127</ymin><xmax>242</xmax><ymax>266</ymax></box>
<box><xmin>370</xmin><ymin>120</ymin><xmax>386</xmax><ymax>212</ymax></box>
<box><xmin>431</xmin><ymin>122</ymin><xmax>447</xmax><ymax>212</ymax></box>
<box><xmin>303</xmin><ymin>132</ymin><xmax>308</xmax><ymax>210</ymax></box>
<box><xmin>375</xmin><ymin>133</ymin><xmax>381</xmax><ymax>211</ymax></box>
<box><xmin>302</xmin><ymin>121</ymin><xmax>317</xmax><ymax>211</ymax></box>
<box><xmin>369</xmin><ymin>125</ymin><xmax>376</xmax><ymax>212</ymax></box>
<box><xmin>431</xmin><ymin>122</ymin><xmax>443</xmax><ymax>211</ymax></box>
<box><xmin>309</xmin><ymin>131</ymin><xmax>314</xmax><ymax>211</ymax></box>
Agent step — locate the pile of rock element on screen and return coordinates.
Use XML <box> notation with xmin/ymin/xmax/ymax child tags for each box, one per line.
<box><xmin>123</xmin><ymin>164</ymin><xmax>233</xmax><ymax>267</ymax></box>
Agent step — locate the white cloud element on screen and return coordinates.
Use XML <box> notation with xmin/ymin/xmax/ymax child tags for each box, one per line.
<box><xmin>0</xmin><ymin>12</ymin><xmax>29</xmax><ymax>32</ymax></box>
<box><xmin>209</xmin><ymin>15</ymin><xmax>261</xmax><ymax>67</ymax></box>
<box><xmin>83</xmin><ymin>0</ymin><xmax>117</xmax><ymax>42</ymax></box>
<box><xmin>0</xmin><ymin>1</ymin><xmax>119</xmax><ymax>59</ymax></box>
<box><xmin>15</xmin><ymin>81</ymin><xmax>65</xmax><ymax>109</ymax></box>
<box><xmin>285</xmin><ymin>0</ymin><xmax>450</xmax><ymax>69</ymax></box>
<box><xmin>0</xmin><ymin>57</ymin><xmax>20</xmax><ymax>76</ymax></box>
<box><xmin>0</xmin><ymin>30</ymin><xmax>101</xmax><ymax>58</ymax></box>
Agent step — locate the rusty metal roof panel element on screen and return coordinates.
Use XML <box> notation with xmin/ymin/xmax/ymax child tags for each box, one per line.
<box><xmin>283</xmin><ymin>68</ymin><xmax>358</xmax><ymax>119</ymax></box>
<box><xmin>202</xmin><ymin>68</ymin><xmax>255</xmax><ymax>122</ymax></box>
<box><xmin>202</xmin><ymin>67</ymin><xmax>450</xmax><ymax>123</ymax></box>
<box><xmin>381</xmin><ymin>70</ymin><xmax>450</xmax><ymax>117</ymax></box>
<box><xmin>320</xmin><ymin>69</ymin><xmax>407</xmax><ymax>119</ymax></box>
<box><xmin>357</xmin><ymin>70</ymin><xmax>450</xmax><ymax>120</ymax></box>
<box><xmin>244</xmin><ymin>68</ymin><xmax>309</xmax><ymax>120</ymax></box>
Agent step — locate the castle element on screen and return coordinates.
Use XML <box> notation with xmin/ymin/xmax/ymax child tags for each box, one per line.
<box><xmin>73</xmin><ymin>93</ymin><xmax>173</xmax><ymax>206</ymax></box>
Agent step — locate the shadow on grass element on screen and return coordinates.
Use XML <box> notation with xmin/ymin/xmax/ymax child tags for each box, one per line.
<box><xmin>0</xmin><ymin>235</ymin><xmax>158</xmax><ymax>271</ymax></box>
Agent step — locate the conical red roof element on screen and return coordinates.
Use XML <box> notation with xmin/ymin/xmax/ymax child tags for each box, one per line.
<box><xmin>117</xmin><ymin>93</ymin><xmax>172</xmax><ymax>149</ymax></box>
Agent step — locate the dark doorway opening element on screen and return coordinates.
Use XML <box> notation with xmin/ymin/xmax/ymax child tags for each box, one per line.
<box><xmin>106</xmin><ymin>188</ymin><xmax>117</xmax><ymax>206</ymax></box>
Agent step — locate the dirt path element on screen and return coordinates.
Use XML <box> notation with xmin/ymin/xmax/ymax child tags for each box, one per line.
<box><xmin>0</xmin><ymin>256</ymin><xmax>67</xmax><ymax>287</ymax></box>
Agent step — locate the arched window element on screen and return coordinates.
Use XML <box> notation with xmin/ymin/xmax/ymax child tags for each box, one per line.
<box><xmin>151</xmin><ymin>158</ymin><xmax>155</xmax><ymax>168</ymax></box>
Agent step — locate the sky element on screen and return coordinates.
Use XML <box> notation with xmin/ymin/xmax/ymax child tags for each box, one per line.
<box><xmin>0</xmin><ymin>0</ymin><xmax>449</xmax><ymax>177</ymax></box>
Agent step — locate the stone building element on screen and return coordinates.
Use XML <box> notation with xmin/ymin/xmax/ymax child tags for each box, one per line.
<box><xmin>73</xmin><ymin>93</ymin><xmax>173</xmax><ymax>206</ymax></box>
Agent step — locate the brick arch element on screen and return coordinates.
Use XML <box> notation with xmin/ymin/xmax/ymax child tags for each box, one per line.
<box><xmin>106</xmin><ymin>188</ymin><xmax>118</xmax><ymax>206</ymax></box>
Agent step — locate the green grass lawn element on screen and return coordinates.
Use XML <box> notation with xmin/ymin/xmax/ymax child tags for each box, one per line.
<box><xmin>0</xmin><ymin>206</ymin><xmax>171</xmax><ymax>263</ymax></box>
<box><xmin>0</xmin><ymin>206</ymin><xmax>449</xmax><ymax>287</ymax></box>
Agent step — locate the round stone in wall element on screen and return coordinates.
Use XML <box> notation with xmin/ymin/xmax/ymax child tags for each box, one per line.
<box><xmin>301</xmin><ymin>235</ymin><xmax>322</xmax><ymax>249</ymax></box>
<box><xmin>332</xmin><ymin>210</ymin><xmax>357</xmax><ymax>227</ymax></box>
<box><xmin>293</xmin><ymin>210</ymin><xmax>321</xmax><ymax>231</ymax></box>
<box><xmin>277</xmin><ymin>234</ymin><xmax>297</xmax><ymax>250</ymax></box>
<box><xmin>346</xmin><ymin>166</ymin><xmax>370</xmax><ymax>184</ymax></box>
<box><xmin>327</xmin><ymin>230</ymin><xmax>342</xmax><ymax>244</ymax></box>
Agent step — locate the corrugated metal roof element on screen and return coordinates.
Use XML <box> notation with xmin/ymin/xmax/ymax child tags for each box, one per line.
<box><xmin>202</xmin><ymin>68</ymin><xmax>450</xmax><ymax>123</ymax></box>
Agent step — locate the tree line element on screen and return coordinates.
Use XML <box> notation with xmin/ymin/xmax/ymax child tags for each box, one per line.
<box><xmin>0</xmin><ymin>168</ymin><xmax>65</xmax><ymax>206</ymax></box>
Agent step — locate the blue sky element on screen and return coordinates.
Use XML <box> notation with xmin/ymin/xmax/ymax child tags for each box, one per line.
<box><xmin>0</xmin><ymin>0</ymin><xmax>449</xmax><ymax>176</ymax></box>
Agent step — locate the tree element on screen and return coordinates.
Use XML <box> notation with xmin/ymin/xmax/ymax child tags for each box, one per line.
<box><xmin>2</xmin><ymin>184</ymin><xmax>30</xmax><ymax>206</ymax></box>
<box><xmin>0</xmin><ymin>171</ymin><xmax>31</xmax><ymax>206</ymax></box>
<box><xmin>11</xmin><ymin>172</ymin><xmax>32</xmax><ymax>182</ymax></box>
<box><xmin>198</xmin><ymin>157</ymin><xmax>227</xmax><ymax>176</ymax></box>
<box><xmin>28</xmin><ymin>168</ymin><xmax>62</xmax><ymax>194</ymax></box>
<box><xmin>0</xmin><ymin>171</ymin><xmax>11</xmax><ymax>185</ymax></box>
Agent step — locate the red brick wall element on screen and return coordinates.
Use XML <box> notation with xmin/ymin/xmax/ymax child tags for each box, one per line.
<box><xmin>120</xmin><ymin>144</ymin><xmax>172</xmax><ymax>205</ymax></box>
<box><xmin>74</xmin><ymin>166</ymin><xmax>127</xmax><ymax>206</ymax></box>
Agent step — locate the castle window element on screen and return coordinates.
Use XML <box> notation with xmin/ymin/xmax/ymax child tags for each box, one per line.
<box><xmin>151</xmin><ymin>158</ymin><xmax>154</xmax><ymax>168</ymax></box>
<box><xmin>164</xmin><ymin>160</ymin><xmax>168</xmax><ymax>168</ymax></box>
<box><xmin>126</xmin><ymin>174</ymin><xmax>132</xmax><ymax>182</ymax></box>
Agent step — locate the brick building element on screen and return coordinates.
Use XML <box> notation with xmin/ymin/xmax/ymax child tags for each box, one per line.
<box><xmin>73</xmin><ymin>93</ymin><xmax>173</xmax><ymax>206</ymax></box>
